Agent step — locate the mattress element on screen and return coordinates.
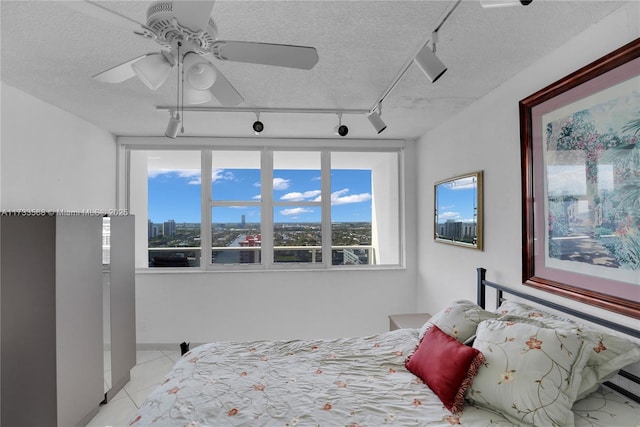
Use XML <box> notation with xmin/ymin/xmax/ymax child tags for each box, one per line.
<box><xmin>129</xmin><ymin>328</ymin><xmax>640</xmax><ymax>426</ymax></box>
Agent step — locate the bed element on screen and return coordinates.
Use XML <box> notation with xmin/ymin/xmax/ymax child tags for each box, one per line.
<box><xmin>129</xmin><ymin>268</ymin><xmax>640</xmax><ymax>426</ymax></box>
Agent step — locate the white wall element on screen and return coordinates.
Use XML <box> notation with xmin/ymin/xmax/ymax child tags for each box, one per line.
<box><xmin>416</xmin><ymin>3</ymin><xmax>639</xmax><ymax>331</ymax></box>
<box><xmin>0</xmin><ymin>83</ymin><xmax>116</xmax><ymax>210</ymax></box>
<box><xmin>136</xmin><ymin>267</ymin><xmax>417</xmax><ymax>343</ymax></box>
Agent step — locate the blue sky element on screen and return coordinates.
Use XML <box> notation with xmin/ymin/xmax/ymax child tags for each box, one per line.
<box><xmin>148</xmin><ymin>168</ymin><xmax>372</xmax><ymax>223</ymax></box>
<box><xmin>435</xmin><ymin>177</ymin><xmax>478</xmax><ymax>223</ymax></box>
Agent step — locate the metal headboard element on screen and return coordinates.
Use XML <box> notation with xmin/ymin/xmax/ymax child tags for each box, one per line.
<box><xmin>476</xmin><ymin>267</ymin><xmax>640</xmax><ymax>404</ymax></box>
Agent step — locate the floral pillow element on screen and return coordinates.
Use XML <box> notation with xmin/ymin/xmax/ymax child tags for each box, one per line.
<box><xmin>467</xmin><ymin>318</ymin><xmax>592</xmax><ymax>427</ymax></box>
<box><xmin>419</xmin><ymin>300</ymin><xmax>498</xmax><ymax>343</ymax></box>
<box><xmin>496</xmin><ymin>300</ymin><xmax>640</xmax><ymax>399</ymax></box>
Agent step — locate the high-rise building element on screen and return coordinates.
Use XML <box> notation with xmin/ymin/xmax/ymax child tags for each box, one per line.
<box><xmin>443</xmin><ymin>220</ymin><xmax>463</xmax><ymax>240</ymax></box>
<box><xmin>239</xmin><ymin>234</ymin><xmax>261</xmax><ymax>264</ymax></box>
<box><xmin>241</xmin><ymin>214</ymin><xmax>246</xmax><ymax>228</ymax></box>
<box><xmin>163</xmin><ymin>219</ymin><xmax>176</xmax><ymax>236</ymax></box>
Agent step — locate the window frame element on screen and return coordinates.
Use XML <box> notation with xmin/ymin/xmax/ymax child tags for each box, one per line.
<box><xmin>120</xmin><ymin>138</ymin><xmax>406</xmax><ymax>272</ymax></box>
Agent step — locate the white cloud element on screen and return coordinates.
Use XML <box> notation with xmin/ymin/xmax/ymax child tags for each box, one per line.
<box><xmin>212</xmin><ymin>169</ymin><xmax>235</xmax><ymax>183</ymax></box>
<box><xmin>280</xmin><ymin>207</ymin><xmax>313</xmax><ymax>216</ymax></box>
<box><xmin>273</xmin><ymin>178</ymin><xmax>291</xmax><ymax>190</ymax></box>
<box><xmin>148</xmin><ymin>169</ymin><xmax>202</xmax><ymax>185</ymax></box>
<box><xmin>254</xmin><ymin>177</ymin><xmax>292</xmax><ymax>190</ymax></box>
<box><xmin>252</xmin><ymin>194</ymin><xmax>262</xmax><ymax>200</ymax></box>
<box><xmin>280</xmin><ymin>190</ymin><xmax>321</xmax><ymax>201</ymax></box>
<box><xmin>331</xmin><ymin>188</ymin><xmax>372</xmax><ymax>205</ymax></box>
<box><xmin>285</xmin><ymin>188</ymin><xmax>372</xmax><ymax>205</ymax></box>
<box><xmin>438</xmin><ymin>211</ymin><xmax>461</xmax><ymax>220</ymax></box>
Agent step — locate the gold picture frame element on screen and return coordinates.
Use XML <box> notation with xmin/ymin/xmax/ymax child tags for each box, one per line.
<box><xmin>434</xmin><ymin>171</ymin><xmax>483</xmax><ymax>250</ymax></box>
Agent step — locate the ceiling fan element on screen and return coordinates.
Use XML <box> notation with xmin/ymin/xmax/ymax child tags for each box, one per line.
<box><xmin>66</xmin><ymin>1</ymin><xmax>319</xmax><ymax>106</ymax></box>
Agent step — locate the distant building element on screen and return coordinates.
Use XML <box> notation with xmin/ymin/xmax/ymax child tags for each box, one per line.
<box><xmin>437</xmin><ymin>220</ymin><xmax>476</xmax><ymax>242</ymax></box>
<box><xmin>163</xmin><ymin>220</ymin><xmax>176</xmax><ymax>236</ymax></box>
<box><xmin>462</xmin><ymin>222</ymin><xmax>477</xmax><ymax>239</ymax></box>
<box><xmin>241</xmin><ymin>215</ymin><xmax>246</xmax><ymax>228</ymax></box>
<box><xmin>239</xmin><ymin>234</ymin><xmax>261</xmax><ymax>264</ymax></box>
<box><xmin>148</xmin><ymin>220</ymin><xmax>161</xmax><ymax>238</ymax></box>
<box><xmin>443</xmin><ymin>220</ymin><xmax>463</xmax><ymax>240</ymax></box>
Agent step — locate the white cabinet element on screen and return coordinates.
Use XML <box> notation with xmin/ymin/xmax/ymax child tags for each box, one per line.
<box><xmin>1</xmin><ymin>215</ymin><xmax>106</xmax><ymax>426</ymax></box>
<box><xmin>104</xmin><ymin>215</ymin><xmax>136</xmax><ymax>402</ymax></box>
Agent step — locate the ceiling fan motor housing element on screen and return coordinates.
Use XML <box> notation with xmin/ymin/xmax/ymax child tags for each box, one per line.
<box><xmin>146</xmin><ymin>1</ymin><xmax>218</xmax><ymax>53</ymax></box>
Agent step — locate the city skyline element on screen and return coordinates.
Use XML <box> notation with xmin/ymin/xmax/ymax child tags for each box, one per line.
<box><xmin>435</xmin><ymin>177</ymin><xmax>478</xmax><ymax>224</ymax></box>
<box><xmin>148</xmin><ymin>168</ymin><xmax>373</xmax><ymax>224</ymax></box>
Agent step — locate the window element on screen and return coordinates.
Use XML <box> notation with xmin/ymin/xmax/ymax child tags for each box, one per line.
<box><xmin>332</xmin><ymin>152</ymin><xmax>400</xmax><ymax>265</ymax></box>
<box><xmin>127</xmin><ymin>144</ymin><xmax>402</xmax><ymax>270</ymax></box>
<box><xmin>273</xmin><ymin>151</ymin><xmax>322</xmax><ymax>264</ymax></box>
<box><xmin>210</xmin><ymin>151</ymin><xmax>261</xmax><ymax>265</ymax></box>
<box><xmin>130</xmin><ymin>150</ymin><xmax>202</xmax><ymax>268</ymax></box>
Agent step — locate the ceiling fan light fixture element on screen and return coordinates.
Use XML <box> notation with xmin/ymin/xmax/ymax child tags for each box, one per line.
<box><xmin>184</xmin><ymin>85</ymin><xmax>213</xmax><ymax>105</ymax></box>
<box><xmin>480</xmin><ymin>0</ymin><xmax>532</xmax><ymax>8</ymax></box>
<box><xmin>414</xmin><ymin>41</ymin><xmax>447</xmax><ymax>83</ymax></box>
<box><xmin>132</xmin><ymin>52</ymin><xmax>175</xmax><ymax>91</ymax></box>
<box><xmin>184</xmin><ymin>53</ymin><xmax>217</xmax><ymax>90</ymax></box>
<box><xmin>187</xmin><ymin>63</ymin><xmax>217</xmax><ymax>90</ymax></box>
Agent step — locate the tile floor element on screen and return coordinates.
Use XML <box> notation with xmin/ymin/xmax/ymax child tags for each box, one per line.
<box><xmin>87</xmin><ymin>350</ymin><xmax>181</xmax><ymax>427</ymax></box>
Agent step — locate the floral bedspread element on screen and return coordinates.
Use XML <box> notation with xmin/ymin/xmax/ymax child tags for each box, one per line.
<box><xmin>129</xmin><ymin>329</ymin><xmax>639</xmax><ymax>426</ymax></box>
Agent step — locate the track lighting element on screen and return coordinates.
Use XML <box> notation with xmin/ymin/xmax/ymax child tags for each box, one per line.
<box><xmin>253</xmin><ymin>112</ymin><xmax>264</xmax><ymax>135</ymax></box>
<box><xmin>334</xmin><ymin>113</ymin><xmax>349</xmax><ymax>137</ymax></box>
<box><xmin>165</xmin><ymin>110</ymin><xmax>181</xmax><ymax>138</ymax></box>
<box><xmin>480</xmin><ymin>0</ymin><xmax>532</xmax><ymax>7</ymax></box>
<box><xmin>132</xmin><ymin>51</ymin><xmax>175</xmax><ymax>91</ymax></box>
<box><xmin>157</xmin><ymin>106</ymin><xmax>381</xmax><ymax>135</ymax></box>
<box><xmin>367</xmin><ymin>105</ymin><xmax>387</xmax><ymax>134</ymax></box>
<box><xmin>414</xmin><ymin>33</ymin><xmax>447</xmax><ymax>83</ymax></box>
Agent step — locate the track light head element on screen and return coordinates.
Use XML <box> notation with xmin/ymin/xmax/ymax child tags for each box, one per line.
<box><xmin>252</xmin><ymin>113</ymin><xmax>264</xmax><ymax>135</ymax></box>
<box><xmin>480</xmin><ymin>0</ymin><xmax>532</xmax><ymax>7</ymax></box>
<box><xmin>334</xmin><ymin>113</ymin><xmax>349</xmax><ymax>137</ymax></box>
<box><xmin>334</xmin><ymin>124</ymin><xmax>349</xmax><ymax>137</ymax></box>
<box><xmin>414</xmin><ymin>41</ymin><xmax>447</xmax><ymax>83</ymax></box>
<box><xmin>165</xmin><ymin>111</ymin><xmax>181</xmax><ymax>139</ymax></box>
<box><xmin>367</xmin><ymin>108</ymin><xmax>387</xmax><ymax>134</ymax></box>
<box><xmin>253</xmin><ymin>120</ymin><xmax>264</xmax><ymax>134</ymax></box>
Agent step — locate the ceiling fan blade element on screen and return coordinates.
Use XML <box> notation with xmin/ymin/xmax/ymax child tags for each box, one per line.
<box><xmin>92</xmin><ymin>55</ymin><xmax>149</xmax><ymax>83</ymax></box>
<box><xmin>64</xmin><ymin>1</ymin><xmax>146</xmax><ymax>34</ymax></box>
<box><xmin>171</xmin><ymin>1</ymin><xmax>216</xmax><ymax>32</ymax></box>
<box><xmin>201</xmin><ymin>58</ymin><xmax>244</xmax><ymax>106</ymax></box>
<box><xmin>213</xmin><ymin>41</ymin><xmax>319</xmax><ymax>70</ymax></box>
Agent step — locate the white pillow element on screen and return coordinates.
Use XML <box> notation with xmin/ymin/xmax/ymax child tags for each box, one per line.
<box><xmin>419</xmin><ymin>300</ymin><xmax>498</xmax><ymax>343</ymax></box>
<box><xmin>496</xmin><ymin>300</ymin><xmax>640</xmax><ymax>399</ymax></box>
<box><xmin>467</xmin><ymin>318</ymin><xmax>592</xmax><ymax>426</ymax></box>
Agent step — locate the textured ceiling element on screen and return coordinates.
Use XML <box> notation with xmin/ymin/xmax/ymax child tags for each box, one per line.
<box><xmin>0</xmin><ymin>1</ymin><xmax>629</xmax><ymax>140</ymax></box>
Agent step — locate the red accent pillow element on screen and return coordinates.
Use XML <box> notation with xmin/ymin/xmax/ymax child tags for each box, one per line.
<box><xmin>405</xmin><ymin>324</ymin><xmax>485</xmax><ymax>413</ymax></box>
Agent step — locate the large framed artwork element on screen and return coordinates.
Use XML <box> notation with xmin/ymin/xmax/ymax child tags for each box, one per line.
<box><xmin>520</xmin><ymin>38</ymin><xmax>640</xmax><ymax>318</ymax></box>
